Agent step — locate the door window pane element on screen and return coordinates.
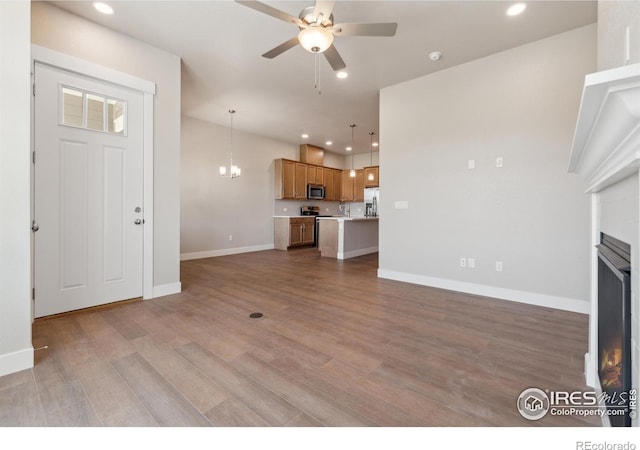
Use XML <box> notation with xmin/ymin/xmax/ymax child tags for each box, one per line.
<box><xmin>62</xmin><ymin>87</ymin><xmax>83</xmax><ymax>127</ymax></box>
<box><xmin>107</xmin><ymin>99</ymin><xmax>126</xmax><ymax>135</ymax></box>
<box><xmin>86</xmin><ymin>93</ymin><xmax>105</xmax><ymax>131</ymax></box>
<box><xmin>61</xmin><ymin>86</ymin><xmax>127</xmax><ymax>136</ymax></box>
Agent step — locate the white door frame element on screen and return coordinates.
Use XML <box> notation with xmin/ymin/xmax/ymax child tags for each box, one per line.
<box><xmin>31</xmin><ymin>45</ymin><xmax>155</xmax><ymax>302</ymax></box>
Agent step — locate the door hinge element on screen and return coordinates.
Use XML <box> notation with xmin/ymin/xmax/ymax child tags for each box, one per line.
<box><xmin>32</xmin><ymin>151</ymin><xmax>35</xmax><ymax>164</ymax></box>
<box><xmin>32</xmin><ymin>288</ymin><xmax>35</xmax><ymax>300</ymax></box>
<box><xmin>32</xmin><ymin>83</ymin><xmax>35</xmax><ymax>97</ymax></box>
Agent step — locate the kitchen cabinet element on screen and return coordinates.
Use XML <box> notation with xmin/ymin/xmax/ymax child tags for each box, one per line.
<box><xmin>299</xmin><ymin>144</ymin><xmax>324</xmax><ymax>166</ymax></box>
<box><xmin>274</xmin><ymin>216</ymin><xmax>315</xmax><ymax>249</ymax></box>
<box><xmin>324</xmin><ymin>168</ymin><xmax>341</xmax><ymax>201</ymax></box>
<box><xmin>364</xmin><ymin>166</ymin><xmax>379</xmax><ymax>188</ymax></box>
<box><xmin>354</xmin><ymin>169</ymin><xmax>365</xmax><ymax>201</ymax></box>
<box><xmin>307</xmin><ymin>165</ymin><xmax>324</xmax><ymax>185</ymax></box>
<box><xmin>341</xmin><ymin>169</ymin><xmax>364</xmax><ymax>202</ymax></box>
<box><xmin>275</xmin><ymin>159</ymin><xmax>307</xmax><ymax>199</ymax></box>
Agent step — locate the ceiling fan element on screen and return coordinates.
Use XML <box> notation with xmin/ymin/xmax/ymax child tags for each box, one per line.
<box><xmin>236</xmin><ymin>1</ymin><xmax>398</xmax><ymax>71</ymax></box>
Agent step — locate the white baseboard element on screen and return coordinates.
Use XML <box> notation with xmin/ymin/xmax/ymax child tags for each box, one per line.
<box><xmin>151</xmin><ymin>282</ymin><xmax>182</xmax><ymax>299</ymax></box>
<box><xmin>180</xmin><ymin>244</ymin><xmax>274</xmax><ymax>261</ymax></box>
<box><xmin>0</xmin><ymin>347</ymin><xmax>34</xmax><ymax>377</ymax></box>
<box><xmin>339</xmin><ymin>246</ymin><xmax>379</xmax><ymax>260</ymax></box>
<box><xmin>377</xmin><ymin>269</ymin><xmax>589</xmax><ymax>314</ymax></box>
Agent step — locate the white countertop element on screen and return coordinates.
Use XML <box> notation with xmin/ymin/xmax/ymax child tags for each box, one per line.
<box><xmin>274</xmin><ymin>215</ymin><xmax>379</xmax><ymax>221</ymax></box>
<box><xmin>316</xmin><ymin>216</ymin><xmax>379</xmax><ymax>221</ymax></box>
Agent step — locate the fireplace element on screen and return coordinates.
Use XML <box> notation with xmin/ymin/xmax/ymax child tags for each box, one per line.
<box><xmin>597</xmin><ymin>233</ymin><xmax>632</xmax><ymax>427</ymax></box>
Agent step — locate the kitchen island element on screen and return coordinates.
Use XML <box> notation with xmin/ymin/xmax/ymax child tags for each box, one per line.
<box><xmin>317</xmin><ymin>216</ymin><xmax>379</xmax><ymax>260</ymax></box>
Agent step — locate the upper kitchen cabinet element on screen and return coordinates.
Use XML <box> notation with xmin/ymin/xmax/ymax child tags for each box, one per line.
<box><xmin>324</xmin><ymin>168</ymin><xmax>341</xmax><ymax>201</ymax></box>
<box><xmin>364</xmin><ymin>166</ymin><xmax>379</xmax><ymax>188</ymax></box>
<box><xmin>275</xmin><ymin>159</ymin><xmax>307</xmax><ymax>200</ymax></box>
<box><xmin>307</xmin><ymin>165</ymin><xmax>324</xmax><ymax>185</ymax></box>
<box><xmin>354</xmin><ymin>169</ymin><xmax>365</xmax><ymax>201</ymax></box>
<box><xmin>299</xmin><ymin>144</ymin><xmax>324</xmax><ymax>166</ymax></box>
<box><xmin>340</xmin><ymin>169</ymin><xmax>364</xmax><ymax>202</ymax></box>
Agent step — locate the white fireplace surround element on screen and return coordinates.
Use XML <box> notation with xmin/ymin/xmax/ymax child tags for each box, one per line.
<box><xmin>569</xmin><ymin>62</ymin><xmax>640</xmax><ymax>425</ymax></box>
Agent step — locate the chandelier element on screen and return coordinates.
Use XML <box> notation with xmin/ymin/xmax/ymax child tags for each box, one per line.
<box><xmin>219</xmin><ymin>109</ymin><xmax>241</xmax><ymax>179</ymax></box>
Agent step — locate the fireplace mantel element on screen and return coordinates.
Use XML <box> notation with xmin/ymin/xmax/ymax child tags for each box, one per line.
<box><xmin>569</xmin><ymin>62</ymin><xmax>640</xmax><ymax>192</ymax></box>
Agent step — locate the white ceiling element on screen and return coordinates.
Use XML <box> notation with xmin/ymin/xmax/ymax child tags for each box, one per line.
<box><xmin>50</xmin><ymin>0</ymin><xmax>597</xmax><ymax>154</ymax></box>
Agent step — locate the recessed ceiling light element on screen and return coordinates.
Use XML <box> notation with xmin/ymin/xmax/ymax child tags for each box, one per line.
<box><xmin>325</xmin><ymin>141</ymin><xmax>332</xmax><ymax>146</ymax></box>
<box><xmin>336</xmin><ymin>71</ymin><xmax>349</xmax><ymax>79</ymax></box>
<box><xmin>93</xmin><ymin>2</ymin><xmax>114</xmax><ymax>15</ymax></box>
<box><xmin>429</xmin><ymin>51</ymin><xmax>442</xmax><ymax>62</ymax></box>
<box><xmin>346</xmin><ymin>146</ymin><xmax>352</xmax><ymax>151</ymax></box>
<box><xmin>506</xmin><ymin>3</ymin><xmax>526</xmax><ymax>16</ymax></box>
<box><xmin>301</xmin><ymin>133</ymin><xmax>309</xmax><ymax>139</ymax></box>
<box><xmin>372</xmin><ymin>142</ymin><xmax>379</xmax><ymax>147</ymax></box>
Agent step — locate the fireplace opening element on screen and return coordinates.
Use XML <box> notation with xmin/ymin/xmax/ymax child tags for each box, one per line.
<box><xmin>597</xmin><ymin>232</ymin><xmax>632</xmax><ymax>427</ymax></box>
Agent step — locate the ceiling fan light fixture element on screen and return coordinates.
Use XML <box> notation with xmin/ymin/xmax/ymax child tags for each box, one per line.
<box><xmin>298</xmin><ymin>26</ymin><xmax>334</xmax><ymax>53</ymax></box>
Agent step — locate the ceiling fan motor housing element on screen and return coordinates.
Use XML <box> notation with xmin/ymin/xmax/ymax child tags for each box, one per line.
<box><xmin>299</xmin><ymin>5</ymin><xmax>334</xmax><ymax>27</ymax></box>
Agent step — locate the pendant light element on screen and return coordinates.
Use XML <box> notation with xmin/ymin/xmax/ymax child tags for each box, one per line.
<box><xmin>349</xmin><ymin>124</ymin><xmax>356</xmax><ymax>177</ymax></box>
<box><xmin>219</xmin><ymin>109</ymin><xmax>241</xmax><ymax>179</ymax></box>
<box><xmin>368</xmin><ymin>131</ymin><xmax>375</xmax><ymax>181</ymax></box>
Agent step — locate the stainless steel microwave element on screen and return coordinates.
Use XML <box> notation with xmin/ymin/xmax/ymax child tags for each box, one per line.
<box><xmin>307</xmin><ymin>184</ymin><xmax>325</xmax><ymax>200</ymax></box>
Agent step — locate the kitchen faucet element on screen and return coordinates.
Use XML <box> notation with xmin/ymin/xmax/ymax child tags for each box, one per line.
<box><xmin>346</xmin><ymin>203</ymin><xmax>351</xmax><ymax>218</ymax></box>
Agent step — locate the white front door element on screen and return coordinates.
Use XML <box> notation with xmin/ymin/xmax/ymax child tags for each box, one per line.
<box><xmin>34</xmin><ymin>63</ymin><xmax>144</xmax><ymax>318</ymax></box>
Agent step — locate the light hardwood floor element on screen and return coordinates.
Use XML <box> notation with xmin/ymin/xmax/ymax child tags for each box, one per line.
<box><xmin>0</xmin><ymin>249</ymin><xmax>599</xmax><ymax>426</ymax></box>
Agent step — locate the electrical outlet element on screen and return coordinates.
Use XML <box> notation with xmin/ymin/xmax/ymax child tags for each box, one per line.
<box><xmin>496</xmin><ymin>261</ymin><xmax>503</xmax><ymax>272</ymax></box>
<box><xmin>229</xmin><ymin>235</ymin><xmax>233</xmax><ymax>241</ymax></box>
<box><xmin>496</xmin><ymin>157</ymin><xmax>504</xmax><ymax>168</ymax></box>
<box><xmin>283</xmin><ymin>208</ymin><xmax>287</xmax><ymax>212</ymax></box>
<box><xmin>468</xmin><ymin>258</ymin><xmax>476</xmax><ymax>269</ymax></box>
<box><xmin>460</xmin><ymin>257</ymin><xmax>467</xmax><ymax>268</ymax></box>
<box><xmin>468</xmin><ymin>159</ymin><xmax>475</xmax><ymax>170</ymax></box>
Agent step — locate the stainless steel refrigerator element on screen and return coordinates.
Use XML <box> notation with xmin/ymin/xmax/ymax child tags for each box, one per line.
<box><xmin>364</xmin><ymin>187</ymin><xmax>379</xmax><ymax>217</ymax></box>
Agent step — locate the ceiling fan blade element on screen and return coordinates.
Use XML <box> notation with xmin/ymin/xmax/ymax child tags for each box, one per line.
<box><xmin>330</xmin><ymin>22</ymin><xmax>398</xmax><ymax>37</ymax></box>
<box><xmin>235</xmin><ymin>1</ymin><xmax>306</xmax><ymax>27</ymax></box>
<box><xmin>323</xmin><ymin>44</ymin><xmax>346</xmax><ymax>71</ymax></box>
<box><xmin>262</xmin><ymin>37</ymin><xmax>300</xmax><ymax>59</ymax></box>
<box><xmin>313</xmin><ymin>1</ymin><xmax>335</xmax><ymax>23</ymax></box>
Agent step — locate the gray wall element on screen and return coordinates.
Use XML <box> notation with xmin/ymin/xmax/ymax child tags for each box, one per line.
<box><xmin>598</xmin><ymin>0</ymin><xmax>640</xmax><ymax>70</ymax></box>
<box><xmin>0</xmin><ymin>1</ymin><xmax>33</xmax><ymax>376</ymax></box>
<box><xmin>378</xmin><ymin>25</ymin><xmax>596</xmax><ymax>312</ymax></box>
<box><xmin>181</xmin><ymin>115</ymin><xmax>300</xmax><ymax>256</ymax></box>
<box><xmin>32</xmin><ymin>2</ymin><xmax>181</xmax><ymax>289</ymax></box>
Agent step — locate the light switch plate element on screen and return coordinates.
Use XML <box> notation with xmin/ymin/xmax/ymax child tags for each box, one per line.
<box><xmin>394</xmin><ymin>201</ymin><xmax>409</xmax><ymax>209</ymax></box>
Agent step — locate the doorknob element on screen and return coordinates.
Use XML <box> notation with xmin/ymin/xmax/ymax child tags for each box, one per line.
<box><xmin>31</xmin><ymin>221</ymin><xmax>39</xmax><ymax>232</ymax></box>
<box><xmin>134</xmin><ymin>207</ymin><xmax>141</xmax><ymax>213</ymax></box>
<box><xmin>134</xmin><ymin>219</ymin><xmax>143</xmax><ymax>225</ymax></box>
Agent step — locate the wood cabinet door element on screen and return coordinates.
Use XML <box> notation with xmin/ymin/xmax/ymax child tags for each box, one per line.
<box><xmin>341</xmin><ymin>170</ymin><xmax>354</xmax><ymax>202</ymax></box>
<box><xmin>282</xmin><ymin>160</ymin><xmax>296</xmax><ymax>199</ymax></box>
<box><xmin>364</xmin><ymin>166</ymin><xmax>379</xmax><ymax>187</ymax></box>
<box><xmin>354</xmin><ymin>169</ymin><xmax>365</xmax><ymax>201</ymax></box>
<box><xmin>302</xmin><ymin>219</ymin><xmax>315</xmax><ymax>245</ymax></box>
<box><xmin>289</xmin><ymin>223</ymin><xmax>303</xmax><ymax>246</ymax></box>
<box><xmin>333</xmin><ymin>169</ymin><xmax>342</xmax><ymax>201</ymax></box>
<box><xmin>295</xmin><ymin>163</ymin><xmax>307</xmax><ymax>199</ymax></box>
<box><xmin>315</xmin><ymin>167</ymin><xmax>324</xmax><ymax>185</ymax></box>
<box><xmin>324</xmin><ymin>168</ymin><xmax>334</xmax><ymax>200</ymax></box>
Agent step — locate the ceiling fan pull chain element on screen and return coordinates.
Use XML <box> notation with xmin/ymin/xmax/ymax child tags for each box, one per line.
<box><xmin>314</xmin><ymin>52</ymin><xmax>322</xmax><ymax>95</ymax></box>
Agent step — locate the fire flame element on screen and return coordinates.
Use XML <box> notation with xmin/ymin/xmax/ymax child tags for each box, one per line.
<box><xmin>600</xmin><ymin>347</ymin><xmax>623</xmax><ymax>389</ymax></box>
